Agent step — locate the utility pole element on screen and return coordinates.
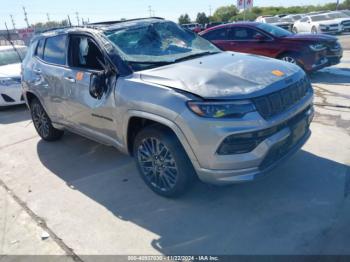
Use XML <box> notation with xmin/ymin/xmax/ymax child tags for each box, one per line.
<box><xmin>75</xmin><ymin>12</ymin><xmax>80</xmax><ymax>26</ymax></box>
<box><xmin>148</xmin><ymin>5</ymin><xmax>152</xmax><ymax>17</ymax></box>
<box><xmin>209</xmin><ymin>5</ymin><xmax>212</xmax><ymax>17</ymax></box>
<box><xmin>67</xmin><ymin>15</ymin><xmax>72</xmax><ymax>27</ymax></box>
<box><xmin>23</xmin><ymin>6</ymin><xmax>30</xmax><ymax>28</ymax></box>
<box><xmin>10</xmin><ymin>15</ymin><xmax>16</xmax><ymax>30</ymax></box>
<box><xmin>46</xmin><ymin>13</ymin><xmax>50</xmax><ymax>22</ymax></box>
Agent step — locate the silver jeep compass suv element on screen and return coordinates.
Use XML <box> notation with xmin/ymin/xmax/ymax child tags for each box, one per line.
<box><xmin>22</xmin><ymin>18</ymin><xmax>314</xmax><ymax>197</ymax></box>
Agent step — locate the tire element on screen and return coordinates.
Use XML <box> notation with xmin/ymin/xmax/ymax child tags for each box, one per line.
<box><xmin>133</xmin><ymin>125</ymin><xmax>196</xmax><ymax>198</ymax></box>
<box><xmin>30</xmin><ymin>98</ymin><xmax>64</xmax><ymax>141</ymax></box>
<box><xmin>279</xmin><ymin>53</ymin><xmax>298</xmax><ymax>65</ymax></box>
<box><xmin>311</xmin><ymin>26</ymin><xmax>318</xmax><ymax>34</ymax></box>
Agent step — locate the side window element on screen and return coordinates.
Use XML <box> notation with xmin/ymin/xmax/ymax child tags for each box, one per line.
<box><xmin>35</xmin><ymin>39</ymin><xmax>45</xmax><ymax>59</ymax></box>
<box><xmin>69</xmin><ymin>35</ymin><xmax>104</xmax><ymax>70</ymax></box>
<box><xmin>43</xmin><ymin>34</ymin><xmax>67</xmax><ymax>65</ymax></box>
<box><xmin>300</xmin><ymin>17</ymin><xmax>308</xmax><ymax>22</ymax></box>
<box><xmin>227</xmin><ymin>27</ymin><xmax>262</xmax><ymax>41</ymax></box>
<box><xmin>202</xmin><ymin>28</ymin><xmax>227</xmax><ymax>41</ymax></box>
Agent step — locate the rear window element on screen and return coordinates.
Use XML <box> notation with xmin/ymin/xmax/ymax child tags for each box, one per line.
<box><xmin>311</xmin><ymin>15</ymin><xmax>331</xmax><ymax>22</ymax></box>
<box><xmin>43</xmin><ymin>34</ymin><xmax>67</xmax><ymax>65</ymax></box>
<box><xmin>202</xmin><ymin>28</ymin><xmax>227</xmax><ymax>41</ymax></box>
<box><xmin>36</xmin><ymin>39</ymin><xmax>45</xmax><ymax>59</ymax></box>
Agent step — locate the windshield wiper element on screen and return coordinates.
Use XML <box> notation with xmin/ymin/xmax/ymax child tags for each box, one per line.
<box><xmin>173</xmin><ymin>51</ymin><xmax>220</xmax><ymax>63</ymax></box>
<box><xmin>126</xmin><ymin>51</ymin><xmax>220</xmax><ymax>68</ymax></box>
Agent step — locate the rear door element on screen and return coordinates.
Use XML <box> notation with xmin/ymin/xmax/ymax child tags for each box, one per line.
<box><xmin>225</xmin><ymin>26</ymin><xmax>276</xmax><ymax>57</ymax></box>
<box><xmin>32</xmin><ymin>34</ymin><xmax>71</xmax><ymax>123</ymax></box>
<box><xmin>201</xmin><ymin>28</ymin><xmax>230</xmax><ymax>50</ymax></box>
<box><xmin>298</xmin><ymin>17</ymin><xmax>310</xmax><ymax>32</ymax></box>
<box><xmin>63</xmin><ymin>33</ymin><xmax>118</xmax><ymax>144</ymax></box>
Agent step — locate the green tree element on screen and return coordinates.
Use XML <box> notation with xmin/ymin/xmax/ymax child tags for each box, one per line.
<box><xmin>32</xmin><ymin>20</ymin><xmax>70</xmax><ymax>32</ymax></box>
<box><xmin>178</xmin><ymin>14</ymin><xmax>191</xmax><ymax>25</ymax></box>
<box><xmin>212</xmin><ymin>5</ymin><xmax>238</xmax><ymax>22</ymax></box>
<box><xmin>196</xmin><ymin>12</ymin><xmax>209</xmax><ymax>25</ymax></box>
<box><xmin>340</xmin><ymin>0</ymin><xmax>350</xmax><ymax>9</ymax></box>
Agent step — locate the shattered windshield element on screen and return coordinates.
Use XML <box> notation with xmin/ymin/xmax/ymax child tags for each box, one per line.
<box><xmin>0</xmin><ymin>47</ymin><xmax>27</xmax><ymax>66</ymax></box>
<box><xmin>105</xmin><ymin>21</ymin><xmax>220</xmax><ymax>70</ymax></box>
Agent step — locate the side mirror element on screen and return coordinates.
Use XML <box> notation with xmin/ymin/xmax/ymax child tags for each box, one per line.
<box><xmin>89</xmin><ymin>73</ymin><xmax>105</xmax><ymax>99</ymax></box>
<box><xmin>254</xmin><ymin>34</ymin><xmax>267</xmax><ymax>42</ymax></box>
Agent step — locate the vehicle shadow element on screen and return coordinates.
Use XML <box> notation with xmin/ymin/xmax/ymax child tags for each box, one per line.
<box><xmin>0</xmin><ymin>104</ymin><xmax>30</xmax><ymax>124</ymax></box>
<box><xmin>310</xmin><ymin>69</ymin><xmax>350</xmax><ymax>86</ymax></box>
<box><xmin>36</xmin><ymin>132</ymin><xmax>350</xmax><ymax>255</ymax></box>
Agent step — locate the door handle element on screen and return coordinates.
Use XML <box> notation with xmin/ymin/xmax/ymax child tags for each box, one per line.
<box><xmin>33</xmin><ymin>68</ymin><xmax>41</xmax><ymax>74</ymax></box>
<box><xmin>64</xmin><ymin>76</ymin><xmax>76</xmax><ymax>83</ymax></box>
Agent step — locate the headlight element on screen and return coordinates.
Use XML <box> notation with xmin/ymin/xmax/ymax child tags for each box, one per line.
<box><xmin>187</xmin><ymin>100</ymin><xmax>255</xmax><ymax>118</ymax></box>
<box><xmin>309</xmin><ymin>43</ymin><xmax>327</xmax><ymax>51</ymax></box>
<box><xmin>0</xmin><ymin>77</ymin><xmax>21</xmax><ymax>86</ymax></box>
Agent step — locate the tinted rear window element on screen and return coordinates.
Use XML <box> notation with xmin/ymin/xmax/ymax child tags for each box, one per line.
<box><xmin>43</xmin><ymin>34</ymin><xmax>67</xmax><ymax>65</ymax></box>
<box><xmin>36</xmin><ymin>39</ymin><xmax>45</xmax><ymax>59</ymax></box>
<box><xmin>202</xmin><ymin>28</ymin><xmax>227</xmax><ymax>41</ymax></box>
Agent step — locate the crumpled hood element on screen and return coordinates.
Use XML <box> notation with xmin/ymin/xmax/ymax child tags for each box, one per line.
<box><xmin>0</xmin><ymin>63</ymin><xmax>21</xmax><ymax>78</ymax></box>
<box><xmin>140</xmin><ymin>52</ymin><xmax>303</xmax><ymax>99</ymax></box>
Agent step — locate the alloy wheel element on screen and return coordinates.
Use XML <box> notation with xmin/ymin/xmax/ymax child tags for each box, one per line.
<box><xmin>32</xmin><ymin>104</ymin><xmax>50</xmax><ymax>138</ymax></box>
<box><xmin>137</xmin><ymin>137</ymin><xmax>178</xmax><ymax>192</ymax></box>
<box><xmin>281</xmin><ymin>56</ymin><xmax>296</xmax><ymax>64</ymax></box>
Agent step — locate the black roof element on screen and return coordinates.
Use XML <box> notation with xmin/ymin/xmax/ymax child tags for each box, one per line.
<box><xmin>37</xmin><ymin>17</ymin><xmax>165</xmax><ymax>36</ymax></box>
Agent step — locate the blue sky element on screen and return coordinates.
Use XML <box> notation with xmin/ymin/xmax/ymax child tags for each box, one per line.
<box><xmin>0</xmin><ymin>0</ymin><xmax>337</xmax><ymax>29</ymax></box>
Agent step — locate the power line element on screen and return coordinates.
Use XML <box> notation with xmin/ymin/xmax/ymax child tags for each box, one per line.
<box><xmin>148</xmin><ymin>5</ymin><xmax>154</xmax><ymax>17</ymax></box>
<box><xmin>10</xmin><ymin>15</ymin><xmax>16</xmax><ymax>30</ymax></box>
<box><xmin>75</xmin><ymin>12</ymin><xmax>80</xmax><ymax>26</ymax></box>
<box><xmin>22</xmin><ymin>6</ymin><xmax>30</xmax><ymax>28</ymax></box>
<box><xmin>67</xmin><ymin>15</ymin><xmax>72</xmax><ymax>27</ymax></box>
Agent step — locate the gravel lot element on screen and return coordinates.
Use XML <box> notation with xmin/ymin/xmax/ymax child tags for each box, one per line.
<box><xmin>0</xmin><ymin>43</ymin><xmax>349</xmax><ymax>257</ymax></box>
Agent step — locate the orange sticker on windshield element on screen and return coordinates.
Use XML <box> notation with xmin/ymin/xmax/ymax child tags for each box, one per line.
<box><xmin>76</xmin><ymin>72</ymin><xmax>84</xmax><ymax>81</ymax></box>
<box><xmin>272</xmin><ymin>70</ymin><xmax>285</xmax><ymax>77</ymax></box>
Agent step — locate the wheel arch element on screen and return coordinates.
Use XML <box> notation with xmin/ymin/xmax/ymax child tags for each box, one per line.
<box><xmin>124</xmin><ymin>111</ymin><xmax>199</xmax><ymax>168</ymax></box>
<box><xmin>276</xmin><ymin>51</ymin><xmax>305</xmax><ymax>69</ymax></box>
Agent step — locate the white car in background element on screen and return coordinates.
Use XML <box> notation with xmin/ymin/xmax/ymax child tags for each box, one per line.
<box><xmin>325</xmin><ymin>11</ymin><xmax>350</xmax><ymax>32</ymax></box>
<box><xmin>281</xmin><ymin>14</ymin><xmax>305</xmax><ymax>23</ymax></box>
<box><xmin>255</xmin><ymin>16</ymin><xmax>293</xmax><ymax>31</ymax></box>
<box><xmin>293</xmin><ymin>14</ymin><xmax>342</xmax><ymax>34</ymax></box>
<box><xmin>0</xmin><ymin>45</ymin><xmax>27</xmax><ymax>107</ymax></box>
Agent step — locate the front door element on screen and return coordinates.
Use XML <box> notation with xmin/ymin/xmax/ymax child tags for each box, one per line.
<box><xmin>63</xmin><ymin>34</ymin><xmax>118</xmax><ymax>144</ymax></box>
<box><xmin>225</xmin><ymin>27</ymin><xmax>276</xmax><ymax>57</ymax></box>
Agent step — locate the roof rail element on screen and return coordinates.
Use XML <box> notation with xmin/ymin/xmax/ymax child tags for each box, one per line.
<box><xmin>39</xmin><ymin>26</ymin><xmax>79</xmax><ymax>34</ymax></box>
<box><xmin>88</xmin><ymin>17</ymin><xmax>164</xmax><ymax>26</ymax></box>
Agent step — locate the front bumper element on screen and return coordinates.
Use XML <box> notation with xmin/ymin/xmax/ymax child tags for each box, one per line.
<box><xmin>195</xmin><ymin>106</ymin><xmax>314</xmax><ymax>185</ymax></box>
<box><xmin>326</xmin><ymin>47</ymin><xmax>343</xmax><ymax>66</ymax></box>
<box><xmin>176</xmin><ymin>81</ymin><xmax>314</xmax><ymax>185</ymax></box>
<box><xmin>0</xmin><ymin>84</ymin><xmax>25</xmax><ymax>106</ymax></box>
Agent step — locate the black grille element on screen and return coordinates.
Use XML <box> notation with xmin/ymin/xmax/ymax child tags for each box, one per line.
<box><xmin>253</xmin><ymin>77</ymin><xmax>311</xmax><ymax>119</ymax></box>
<box><xmin>341</xmin><ymin>20</ymin><xmax>350</xmax><ymax>26</ymax></box>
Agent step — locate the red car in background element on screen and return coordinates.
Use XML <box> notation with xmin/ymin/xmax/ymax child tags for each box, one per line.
<box><xmin>199</xmin><ymin>22</ymin><xmax>343</xmax><ymax>72</ymax></box>
<box><xmin>182</xmin><ymin>23</ymin><xmax>202</xmax><ymax>33</ymax></box>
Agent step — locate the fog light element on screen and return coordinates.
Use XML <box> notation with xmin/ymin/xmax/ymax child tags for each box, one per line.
<box><xmin>217</xmin><ymin>126</ymin><xmax>278</xmax><ymax>155</ymax></box>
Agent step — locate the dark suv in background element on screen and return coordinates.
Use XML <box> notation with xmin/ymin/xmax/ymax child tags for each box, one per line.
<box><xmin>200</xmin><ymin>22</ymin><xmax>343</xmax><ymax>72</ymax></box>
